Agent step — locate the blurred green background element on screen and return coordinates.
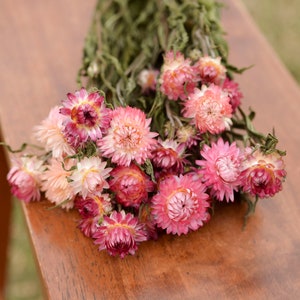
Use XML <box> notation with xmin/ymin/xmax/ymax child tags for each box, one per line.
<box><xmin>5</xmin><ymin>0</ymin><xmax>300</xmax><ymax>299</ymax></box>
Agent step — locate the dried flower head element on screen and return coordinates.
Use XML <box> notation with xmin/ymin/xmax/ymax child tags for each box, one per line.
<box><xmin>222</xmin><ymin>78</ymin><xmax>243</xmax><ymax>113</ymax></box>
<box><xmin>99</xmin><ymin>106</ymin><xmax>158</xmax><ymax>166</ymax></box>
<box><xmin>152</xmin><ymin>139</ymin><xmax>187</xmax><ymax>173</ymax></box>
<box><xmin>109</xmin><ymin>164</ymin><xmax>155</xmax><ymax>208</ymax></box>
<box><xmin>40</xmin><ymin>158</ymin><xmax>76</xmax><ymax>210</ymax></box>
<box><xmin>241</xmin><ymin>148</ymin><xmax>286</xmax><ymax>198</ymax></box>
<box><xmin>195</xmin><ymin>56</ymin><xmax>226</xmax><ymax>84</ymax></box>
<box><xmin>34</xmin><ymin>106</ymin><xmax>75</xmax><ymax>159</ymax></box>
<box><xmin>197</xmin><ymin>138</ymin><xmax>243</xmax><ymax>202</ymax></box>
<box><xmin>159</xmin><ymin>51</ymin><xmax>198</xmax><ymax>101</ymax></box>
<box><xmin>93</xmin><ymin>210</ymin><xmax>148</xmax><ymax>258</ymax></box>
<box><xmin>70</xmin><ymin>156</ymin><xmax>112</xmax><ymax>199</ymax></box>
<box><xmin>137</xmin><ymin>69</ymin><xmax>159</xmax><ymax>93</ymax></box>
<box><xmin>183</xmin><ymin>85</ymin><xmax>232</xmax><ymax>134</ymax></box>
<box><xmin>7</xmin><ymin>155</ymin><xmax>44</xmax><ymax>203</ymax></box>
<box><xmin>151</xmin><ymin>174</ymin><xmax>210</xmax><ymax>235</ymax></box>
<box><xmin>60</xmin><ymin>88</ymin><xmax>111</xmax><ymax>148</ymax></box>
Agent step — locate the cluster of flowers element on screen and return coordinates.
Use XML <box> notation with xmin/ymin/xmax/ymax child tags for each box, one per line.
<box><xmin>6</xmin><ymin>51</ymin><xmax>286</xmax><ymax>258</ymax></box>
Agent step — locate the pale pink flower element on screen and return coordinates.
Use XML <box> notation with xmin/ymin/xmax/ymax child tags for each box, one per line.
<box><xmin>159</xmin><ymin>51</ymin><xmax>198</xmax><ymax>101</ymax></box>
<box><xmin>222</xmin><ymin>78</ymin><xmax>243</xmax><ymax>113</ymax></box>
<box><xmin>152</xmin><ymin>139</ymin><xmax>187</xmax><ymax>173</ymax></box>
<box><xmin>176</xmin><ymin>125</ymin><xmax>200</xmax><ymax>148</ymax></box>
<box><xmin>241</xmin><ymin>148</ymin><xmax>286</xmax><ymax>198</ymax></box>
<box><xmin>99</xmin><ymin>106</ymin><xmax>158</xmax><ymax>166</ymax></box>
<box><xmin>7</xmin><ymin>155</ymin><xmax>44</xmax><ymax>203</ymax></box>
<box><xmin>195</xmin><ymin>56</ymin><xmax>226</xmax><ymax>85</ymax></box>
<box><xmin>137</xmin><ymin>69</ymin><xmax>159</xmax><ymax>92</ymax></box>
<box><xmin>40</xmin><ymin>158</ymin><xmax>76</xmax><ymax>210</ymax></box>
<box><xmin>70</xmin><ymin>156</ymin><xmax>112</xmax><ymax>199</ymax></box>
<box><xmin>183</xmin><ymin>85</ymin><xmax>232</xmax><ymax>134</ymax></box>
<box><xmin>109</xmin><ymin>164</ymin><xmax>155</xmax><ymax>208</ymax></box>
<box><xmin>60</xmin><ymin>88</ymin><xmax>111</xmax><ymax>148</ymax></box>
<box><xmin>93</xmin><ymin>210</ymin><xmax>148</xmax><ymax>258</ymax></box>
<box><xmin>34</xmin><ymin>106</ymin><xmax>75</xmax><ymax>159</ymax></box>
<box><xmin>151</xmin><ymin>174</ymin><xmax>210</xmax><ymax>235</ymax></box>
<box><xmin>196</xmin><ymin>138</ymin><xmax>243</xmax><ymax>202</ymax></box>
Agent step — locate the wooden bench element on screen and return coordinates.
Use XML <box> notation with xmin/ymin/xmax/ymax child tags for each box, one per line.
<box><xmin>1</xmin><ymin>0</ymin><xmax>300</xmax><ymax>298</ymax></box>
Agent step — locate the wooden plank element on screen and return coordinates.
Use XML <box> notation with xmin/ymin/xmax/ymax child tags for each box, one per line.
<box><xmin>0</xmin><ymin>129</ymin><xmax>12</xmax><ymax>298</ymax></box>
<box><xmin>0</xmin><ymin>0</ymin><xmax>299</xmax><ymax>298</ymax></box>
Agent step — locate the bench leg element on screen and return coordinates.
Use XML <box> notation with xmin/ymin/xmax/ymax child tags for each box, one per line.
<box><xmin>0</xmin><ymin>134</ymin><xmax>12</xmax><ymax>298</ymax></box>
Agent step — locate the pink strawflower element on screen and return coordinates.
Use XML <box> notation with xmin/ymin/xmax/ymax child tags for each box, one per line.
<box><xmin>241</xmin><ymin>148</ymin><xmax>286</xmax><ymax>198</ymax></box>
<box><xmin>138</xmin><ymin>203</ymin><xmax>158</xmax><ymax>240</ymax></box>
<box><xmin>137</xmin><ymin>69</ymin><xmax>159</xmax><ymax>93</ymax></box>
<box><xmin>176</xmin><ymin>125</ymin><xmax>200</xmax><ymax>148</ymax></box>
<box><xmin>34</xmin><ymin>106</ymin><xmax>75</xmax><ymax>159</ymax></box>
<box><xmin>183</xmin><ymin>85</ymin><xmax>232</xmax><ymax>134</ymax></box>
<box><xmin>40</xmin><ymin>158</ymin><xmax>76</xmax><ymax>210</ymax></box>
<box><xmin>109</xmin><ymin>164</ymin><xmax>155</xmax><ymax>208</ymax></box>
<box><xmin>99</xmin><ymin>106</ymin><xmax>158</xmax><ymax>166</ymax></box>
<box><xmin>60</xmin><ymin>88</ymin><xmax>111</xmax><ymax>148</ymax></box>
<box><xmin>77</xmin><ymin>216</ymin><xmax>100</xmax><ymax>238</ymax></box>
<box><xmin>7</xmin><ymin>155</ymin><xmax>44</xmax><ymax>203</ymax></box>
<box><xmin>152</xmin><ymin>139</ymin><xmax>187</xmax><ymax>173</ymax></box>
<box><xmin>194</xmin><ymin>56</ymin><xmax>226</xmax><ymax>85</ymax></box>
<box><xmin>151</xmin><ymin>174</ymin><xmax>210</xmax><ymax>235</ymax></box>
<box><xmin>75</xmin><ymin>193</ymin><xmax>112</xmax><ymax>218</ymax></box>
<box><xmin>222</xmin><ymin>78</ymin><xmax>243</xmax><ymax>113</ymax></box>
<box><xmin>93</xmin><ymin>210</ymin><xmax>148</xmax><ymax>258</ymax></box>
<box><xmin>75</xmin><ymin>193</ymin><xmax>112</xmax><ymax>238</ymax></box>
<box><xmin>159</xmin><ymin>51</ymin><xmax>198</xmax><ymax>101</ymax></box>
<box><xmin>70</xmin><ymin>156</ymin><xmax>112</xmax><ymax>199</ymax></box>
<box><xmin>196</xmin><ymin>138</ymin><xmax>243</xmax><ymax>202</ymax></box>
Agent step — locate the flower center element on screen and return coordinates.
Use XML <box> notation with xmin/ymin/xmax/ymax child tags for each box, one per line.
<box><xmin>71</xmin><ymin>102</ymin><xmax>99</xmax><ymax>126</ymax></box>
<box><xmin>216</xmin><ymin>155</ymin><xmax>240</xmax><ymax>183</ymax></box>
<box><xmin>167</xmin><ymin>188</ymin><xmax>197</xmax><ymax>221</ymax></box>
<box><xmin>115</xmin><ymin>124</ymin><xmax>142</xmax><ymax>150</ymax></box>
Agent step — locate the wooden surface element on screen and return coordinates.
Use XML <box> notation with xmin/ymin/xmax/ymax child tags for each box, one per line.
<box><xmin>1</xmin><ymin>0</ymin><xmax>300</xmax><ymax>299</ymax></box>
<box><xmin>0</xmin><ymin>130</ymin><xmax>11</xmax><ymax>297</ymax></box>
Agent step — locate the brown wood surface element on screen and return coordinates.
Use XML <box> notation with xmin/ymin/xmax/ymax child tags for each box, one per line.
<box><xmin>0</xmin><ymin>0</ymin><xmax>299</xmax><ymax>299</ymax></box>
<box><xmin>0</xmin><ymin>130</ymin><xmax>11</xmax><ymax>297</ymax></box>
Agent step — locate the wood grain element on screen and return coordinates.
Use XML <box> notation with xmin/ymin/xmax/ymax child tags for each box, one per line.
<box><xmin>0</xmin><ymin>0</ymin><xmax>299</xmax><ymax>299</ymax></box>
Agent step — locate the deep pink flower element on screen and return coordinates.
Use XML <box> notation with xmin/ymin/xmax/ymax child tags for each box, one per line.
<box><xmin>75</xmin><ymin>193</ymin><xmax>112</xmax><ymax>218</ymax></box>
<box><xmin>183</xmin><ymin>85</ymin><xmax>232</xmax><ymax>134</ymax></box>
<box><xmin>222</xmin><ymin>78</ymin><xmax>243</xmax><ymax>113</ymax></box>
<box><xmin>152</xmin><ymin>139</ymin><xmax>187</xmax><ymax>173</ymax></box>
<box><xmin>151</xmin><ymin>174</ymin><xmax>210</xmax><ymax>235</ymax></box>
<box><xmin>109</xmin><ymin>164</ymin><xmax>155</xmax><ymax>208</ymax></box>
<box><xmin>7</xmin><ymin>156</ymin><xmax>44</xmax><ymax>203</ymax></box>
<box><xmin>241</xmin><ymin>148</ymin><xmax>286</xmax><ymax>198</ymax></box>
<box><xmin>77</xmin><ymin>216</ymin><xmax>100</xmax><ymax>238</ymax></box>
<box><xmin>196</xmin><ymin>138</ymin><xmax>243</xmax><ymax>202</ymax></box>
<box><xmin>75</xmin><ymin>194</ymin><xmax>112</xmax><ymax>238</ymax></box>
<box><xmin>159</xmin><ymin>51</ymin><xmax>198</xmax><ymax>101</ymax></box>
<box><xmin>60</xmin><ymin>88</ymin><xmax>111</xmax><ymax>148</ymax></box>
<box><xmin>99</xmin><ymin>106</ymin><xmax>158</xmax><ymax>166</ymax></box>
<box><xmin>138</xmin><ymin>203</ymin><xmax>158</xmax><ymax>240</ymax></box>
<box><xmin>93</xmin><ymin>210</ymin><xmax>148</xmax><ymax>258</ymax></box>
<box><xmin>194</xmin><ymin>56</ymin><xmax>226</xmax><ymax>85</ymax></box>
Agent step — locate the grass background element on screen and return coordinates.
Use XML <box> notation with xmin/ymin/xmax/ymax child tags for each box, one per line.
<box><xmin>5</xmin><ymin>0</ymin><xmax>300</xmax><ymax>299</ymax></box>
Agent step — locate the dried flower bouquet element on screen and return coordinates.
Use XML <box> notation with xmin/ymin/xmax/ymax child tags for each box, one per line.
<box><xmin>3</xmin><ymin>0</ymin><xmax>286</xmax><ymax>258</ymax></box>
